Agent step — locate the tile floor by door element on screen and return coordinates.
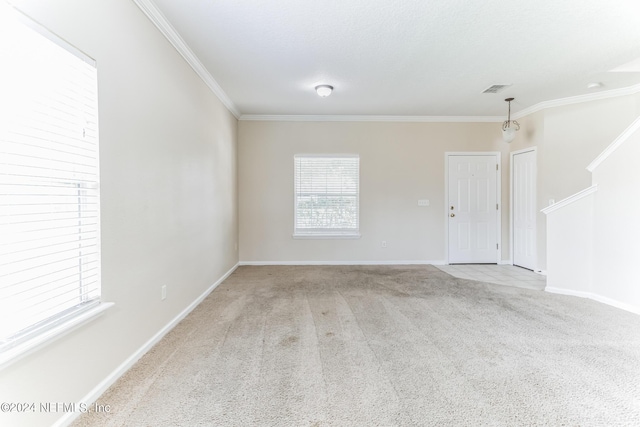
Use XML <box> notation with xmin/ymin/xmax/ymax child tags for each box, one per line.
<box><xmin>436</xmin><ymin>264</ymin><xmax>546</xmax><ymax>291</ymax></box>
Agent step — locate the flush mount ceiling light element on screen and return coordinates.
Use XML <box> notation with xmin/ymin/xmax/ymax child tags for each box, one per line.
<box><xmin>315</xmin><ymin>84</ymin><xmax>333</xmax><ymax>97</ymax></box>
<box><xmin>501</xmin><ymin>97</ymin><xmax>520</xmax><ymax>143</ymax></box>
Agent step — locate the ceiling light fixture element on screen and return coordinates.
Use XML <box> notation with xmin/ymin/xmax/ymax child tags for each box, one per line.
<box><xmin>502</xmin><ymin>97</ymin><xmax>520</xmax><ymax>143</ymax></box>
<box><xmin>315</xmin><ymin>84</ymin><xmax>333</xmax><ymax>97</ymax></box>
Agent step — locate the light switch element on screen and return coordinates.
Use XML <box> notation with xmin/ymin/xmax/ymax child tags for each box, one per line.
<box><xmin>418</xmin><ymin>199</ymin><xmax>430</xmax><ymax>207</ymax></box>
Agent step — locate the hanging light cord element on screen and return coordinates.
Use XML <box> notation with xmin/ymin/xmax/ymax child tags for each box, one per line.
<box><xmin>502</xmin><ymin>98</ymin><xmax>520</xmax><ymax>131</ymax></box>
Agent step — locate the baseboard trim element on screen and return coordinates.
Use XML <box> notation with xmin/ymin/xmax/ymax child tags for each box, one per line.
<box><xmin>498</xmin><ymin>260</ymin><xmax>512</xmax><ymax>265</ymax></box>
<box><xmin>239</xmin><ymin>260</ymin><xmax>446</xmax><ymax>266</ymax></box>
<box><xmin>545</xmin><ymin>287</ymin><xmax>640</xmax><ymax>315</ymax></box>
<box><xmin>54</xmin><ymin>262</ymin><xmax>239</xmax><ymax>427</ymax></box>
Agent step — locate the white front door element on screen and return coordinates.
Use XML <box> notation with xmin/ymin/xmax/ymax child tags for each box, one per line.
<box><xmin>512</xmin><ymin>149</ymin><xmax>536</xmax><ymax>270</ymax></box>
<box><xmin>448</xmin><ymin>155</ymin><xmax>498</xmax><ymax>263</ymax></box>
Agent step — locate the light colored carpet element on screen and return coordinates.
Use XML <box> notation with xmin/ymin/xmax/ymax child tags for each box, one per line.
<box><xmin>73</xmin><ymin>265</ymin><xmax>640</xmax><ymax>426</ymax></box>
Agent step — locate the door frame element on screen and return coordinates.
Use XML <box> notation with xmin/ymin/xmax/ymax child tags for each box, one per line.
<box><xmin>444</xmin><ymin>152</ymin><xmax>502</xmax><ymax>265</ymax></box>
<box><xmin>509</xmin><ymin>147</ymin><xmax>537</xmax><ymax>268</ymax></box>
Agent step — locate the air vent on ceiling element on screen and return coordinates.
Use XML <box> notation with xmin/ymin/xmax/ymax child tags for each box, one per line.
<box><xmin>482</xmin><ymin>84</ymin><xmax>512</xmax><ymax>94</ymax></box>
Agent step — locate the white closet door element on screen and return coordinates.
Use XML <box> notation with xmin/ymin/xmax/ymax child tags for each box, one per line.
<box><xmin>513</xmin><ymin>150</ymin><xmax>537</xmax><ymax>270</ymax></box>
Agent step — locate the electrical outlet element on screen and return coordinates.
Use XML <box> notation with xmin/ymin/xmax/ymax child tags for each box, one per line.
<box><xmin>381</xmin><ymin>240</ymin><xmax>387</xmax><ymax>248</ymax></box>
<box><xmin>161</xmin><ymin>285</ymin><xmax>167</xmax><ymax>300</ymax></box>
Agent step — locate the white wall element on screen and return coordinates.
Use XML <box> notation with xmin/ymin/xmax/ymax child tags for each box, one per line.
<box><xmin>238</xmin><ymin>120</ymin><xmax>511</xmax><ymax>263</ymax></box>
<box><xmin>544</xmin><ymin>191</ymin><xmax>595</xmax><ymax>294</ymax></box>
<box><xmin>542</xmin><ymin>96</ymin><xmax>639</xmax><ymax>201</ymax></box>
<box><xmin>592</xmin><ymin>124</ymin><xmax>640</xmax><ymax>312</ymax></box>
<box><xmin>0</xmin><ymin>1</ymin><xmax>238</xmax><ymax>426</ymax></box>
<box><xmin>544</xmin><ymin>120</ymin><xmax>640</xmax><ymax>314</ymax></box>
<box><xmin>509</xmin><ymin>94</ymin><xmax>640</xmax><ymax>271</ymax></box>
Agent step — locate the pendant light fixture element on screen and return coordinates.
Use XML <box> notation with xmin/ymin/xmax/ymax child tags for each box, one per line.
<box><xmin>502</xmin><ymin>97</ymin><xmax>520</xmax><ymax>143</ymax></box>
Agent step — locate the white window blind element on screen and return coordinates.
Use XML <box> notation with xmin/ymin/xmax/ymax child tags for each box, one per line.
<box><xmin>0</xmin><ymin>9</ymin><xmax>101</xmax><ymax>353</ymax></box>
<box><xmin>294</xmin><ymin>155</ymin><xmax>359</xmax><ymax>237</ymax></box>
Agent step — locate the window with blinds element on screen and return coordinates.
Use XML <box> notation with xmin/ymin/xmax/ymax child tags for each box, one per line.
<box><xmin>293</xmin><ymin>155</ymin><xmax>360</xmax><ymax>237</ymax></box>
<box><xmin>0</xmin><ymin>9</ymin><xmax>101</xmax><ymax>355</ymax></box>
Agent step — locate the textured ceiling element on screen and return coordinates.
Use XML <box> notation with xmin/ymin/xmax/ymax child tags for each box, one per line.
<box><xmin>149</xmin><ymin>0</ymin><xmax>640</xmax><ymax>118</ymax></box>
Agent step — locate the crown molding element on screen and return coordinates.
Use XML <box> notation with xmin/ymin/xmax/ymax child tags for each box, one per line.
<box><xmin>133</xmin><ymin>0</ymin><xmax>241</xmax><ymax>119</ymax></box>
<box><xmin>239</xmin><ymin>114</ymin><xmax>504</xmax><ymax>123</ymax></box>
<box><xmin>512</xmin><ymin>83</ymin><xmax>640</xmax><ymax>120</ymax></box>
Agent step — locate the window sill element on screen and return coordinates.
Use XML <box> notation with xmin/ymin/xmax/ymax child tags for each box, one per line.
<box><xmin>293</xmin><ymin>233</ymin><xmax>361</xmax><ymax>239</ymax></box>
<box><xmin>0</xmin><ymin>302</ymin><xmax>114</xmax><ymax>371</ymax></box>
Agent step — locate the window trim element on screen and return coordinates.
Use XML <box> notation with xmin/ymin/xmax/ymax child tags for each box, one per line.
<box><xmin>292</xmin><ymin>154</ymin><xmax>361</xmax><ymax>239</ymax></box>
<box><xmin>292</xmin><ymin>233</ymin><xmax>362</xmax><ymax>239</ymax></box>
<box><xmin>0</xmin><ymin>4</ymin><xmax>112</xmax><ymax>370</ymax></box>
<box><xmin>0</xmin><ymin>302</ymin><xmax>113</xmax><ymax>371</ymax></box>
<box><xmin>7</xmin><ymin>4</ymin><xmax>96</xmax><ymax>67</ymax></box>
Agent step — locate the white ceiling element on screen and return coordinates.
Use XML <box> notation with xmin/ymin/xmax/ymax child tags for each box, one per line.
<box><xmin>147</xmin><ymin>0</ymin><xmax>640</xmax><ymax>118</ymax></box>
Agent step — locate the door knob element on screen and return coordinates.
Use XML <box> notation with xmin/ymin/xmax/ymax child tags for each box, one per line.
<box><xmin>450</xmin><ymin>213</ymin><xmax>455</xmax><ymax>217</ymax></box>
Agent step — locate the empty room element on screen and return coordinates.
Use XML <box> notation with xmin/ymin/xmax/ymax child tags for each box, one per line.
<box><xmin>1</xmin><ymin>0</ymin><xmax>640</xmax><ymax>426</ymax></box>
